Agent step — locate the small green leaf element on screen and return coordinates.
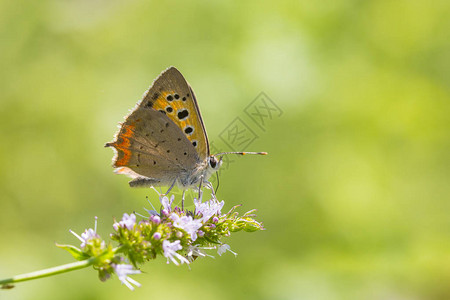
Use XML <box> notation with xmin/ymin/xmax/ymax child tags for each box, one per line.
<box><xmin>55</xmin><ymin>243</ymin><xmax>90</xmax><ymax>261</ymax></box>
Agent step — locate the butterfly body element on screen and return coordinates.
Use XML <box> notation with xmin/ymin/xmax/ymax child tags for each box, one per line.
<box><xmin>106</xmin><ymin>67</ymin><xmax>222</xmax><ymax>190</ymax></box>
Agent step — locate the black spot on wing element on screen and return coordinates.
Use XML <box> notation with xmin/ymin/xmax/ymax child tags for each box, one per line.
<box><xmin>184</xmin><ymin>126</ymin><xmax>194</xmax><ymax>135</ymax></box>
<box><xmin>177</xmin><ymin>109</ymin><xmax>189</xmax><ymax>120</ymax></box>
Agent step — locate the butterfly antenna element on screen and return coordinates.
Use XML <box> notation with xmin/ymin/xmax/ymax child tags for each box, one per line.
<box><xmin>215</xmin><ymin>151</ymin><xmax>268</xmax><ymax>156</ymax></box>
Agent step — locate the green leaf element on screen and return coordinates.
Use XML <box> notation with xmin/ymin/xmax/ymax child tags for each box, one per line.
<box><xmin>55</xmin><ymin>243</ymin><xmax>90</xmax><ymax>261</ymax></box>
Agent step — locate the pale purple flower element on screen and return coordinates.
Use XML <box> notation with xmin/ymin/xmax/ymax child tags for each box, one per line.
<box><xmin>187</xmin><ymin>245</ymin><xmax>215</xmax><ymax>262</ymax></box>
<box><xmin>80</xmin><ymin>229</ymin><xmax>98</xmax><ymax>247</ymax></box>
<box><xmin>113</xmin><ymin>213</ymin><xmax>136</xmax><ymax>231</ymax></box>
<box><xmin>162</xmin><ymin>240</ymin><xmax>189</xmax><ymax>266</ymax></box>
<box><xmin>194</xmin><ymin>196</ymin><xmax>225</xmax><ymax>223</ymax></box>
<box><xmin>217</xmin><ymin>244</ymin><xmax>237</xmax><ymax>257</ymax></box>
<box><xmin>70</xmin><ymin>228</ymin><xmax>101</xmax><ymax>248</ymax></box>
<box><xmin>113</xmin><ymin>263</ymin><xmax>141</xmax><ymax>290</ymax></box>
<box><xmin>70</xmin><ymin>217</ymin><xmax>101</xmax><ymax>248</ymax></box>
<box><xmin>160</xmin><ymin>195</ymin><xmax>174</xmax><ymax>211</ymax></box>
<box><xmin>170</xmin><ymin>213</ymin><xmax>203</xmax><ymax>241</ymax></box>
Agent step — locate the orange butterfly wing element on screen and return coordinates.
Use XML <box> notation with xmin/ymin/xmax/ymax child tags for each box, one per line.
<box><xmin>139</xmin><ymin>67</ymin><xmax>210</xmax><ymax>161</ymax></box>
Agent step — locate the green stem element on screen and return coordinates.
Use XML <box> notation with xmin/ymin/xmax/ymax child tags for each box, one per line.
<box><xmin>0</xmin><ymin>257</ymin><xmax>96</xmax><ymax>286</ymax></box>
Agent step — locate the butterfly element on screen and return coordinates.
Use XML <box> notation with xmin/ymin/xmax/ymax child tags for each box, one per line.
<box><xmin>105</xmin><ymin>67</ymin><xmax>266</xmax><ymax>195</ymax></box>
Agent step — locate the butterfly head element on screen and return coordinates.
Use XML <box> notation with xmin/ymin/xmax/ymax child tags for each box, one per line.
<box><xmin>207</xmin><ymin>155</ymin><xmax>222</xmax><ymax>172</ymax></box>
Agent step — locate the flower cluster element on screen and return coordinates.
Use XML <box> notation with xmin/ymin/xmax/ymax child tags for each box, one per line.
<box><xmin>58</xmin><ymin>192</ymin><xmax>264</xmax><ymax>290</ymax></box>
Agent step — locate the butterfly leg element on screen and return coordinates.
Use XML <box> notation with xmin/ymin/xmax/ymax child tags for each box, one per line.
<box><xmin>198</xmin><ymin>175</ymin><xmax>204</xmax><ymax>201</ymax></box>
<box><xmin>161</xmin><ymin>179</ymin><xmax>176</xmax><ymax>196</ymax></box>
<box><xmin>182</xmin><ymin>190</ymin><xmax>186</xmax><ymax>211</ymax></box>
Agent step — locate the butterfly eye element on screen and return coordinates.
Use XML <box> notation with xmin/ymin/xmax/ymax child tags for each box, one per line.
<box><xmin>209</xmin><ymin>156</ymin><xmax>218</xmax><ymax>169</ymax></box>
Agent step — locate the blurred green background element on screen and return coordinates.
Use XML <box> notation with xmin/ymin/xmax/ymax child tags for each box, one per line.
<box><xmin>1</xmin><ymin>0</ymin><xmax>450</xmax><ymax>299</ymax></box>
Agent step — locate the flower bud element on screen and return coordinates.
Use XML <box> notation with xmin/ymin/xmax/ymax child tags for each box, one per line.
<box><xmin>151</xmin><ymin>215</ymin><xmax>161</xmax><ymax>224</ymax></box>
<box><xmin>152</xmin><ymin>232</ymin><xmax>161</xmax><ymax>240</ymax></box>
